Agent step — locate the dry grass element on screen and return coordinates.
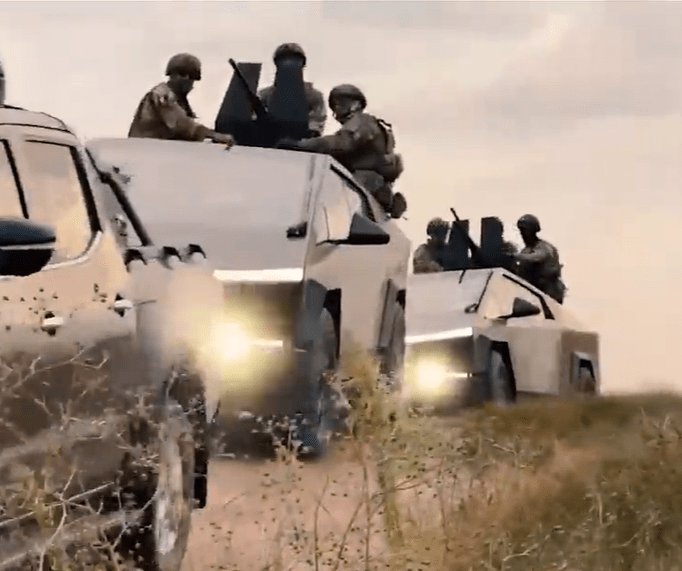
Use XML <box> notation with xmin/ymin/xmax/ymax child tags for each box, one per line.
<box><xmin>388</xmin><ymin>393</ymin><xmax>682</xmax><ymax>571</ymax></box>
<box><xmin>6</xmin><ymin>344</ymin><xmax>682</xmax><ymax>571</ymax></box>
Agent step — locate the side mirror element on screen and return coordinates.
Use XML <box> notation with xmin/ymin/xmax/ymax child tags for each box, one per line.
<box><xmin>336</xmin><ymin>213</ymin><xmax>391</xmax><ymax>246</ymax></box>
<box><xmin>495</xmin><ymin>297</ymin><xmax>542</xmax><ymax>321</ymax></box>
<box><xmin>0</xmin><ymin>217</ymin><xmax>56</xmax><ymax>277</ymax></box>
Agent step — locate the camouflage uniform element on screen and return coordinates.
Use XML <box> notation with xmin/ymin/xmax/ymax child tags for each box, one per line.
<box><xmin>293</xmin><ymin>84</ymin><xmax>406</xmax><ymax>217</ymax></box>
<box><xmin>128</xmin><ymin>82</ymin><xmax>211</xmax><ymax>141</ymax></box>
<box><xmin>514</xmin><ymin>214</ymin><xmax>566</xmax><ymax>303</ymax></box>
<box><xmin>413</xmin><ymin>218</ymin><xmax>449</xmax><ymax>274</ymax></box>
<box><xmin>128</xmin><ymin>53</ymin><xmax>232</xmax><ymax>146</ymax></box>
<box><xmin>413</xmin><ymin>243</ymin><xmax>443</xmax><ymax>274</ymax></box>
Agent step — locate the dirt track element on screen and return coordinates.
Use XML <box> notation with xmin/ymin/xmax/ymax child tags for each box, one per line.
<box><xmin>181</xmin><ymin>446</ymin><xmax>390</xmax><ymax>571</ymax></box>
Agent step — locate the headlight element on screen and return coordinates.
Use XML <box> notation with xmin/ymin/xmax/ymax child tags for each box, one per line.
<box><xmin>410</xmin><ymin>358</ymin><xmax>470</xmax><ymax>398</ymax></box>
<box><xmin>406</xmin><ymin>327</ymin><xmax>473</xmax><ymax>345</ymax></box>
<box><xmin>207</xmin><ymin>321</ymin><xmax>285</xmax><ymax>362</ymax></box>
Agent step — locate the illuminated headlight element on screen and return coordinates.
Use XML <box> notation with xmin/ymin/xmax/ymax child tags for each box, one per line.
<box><xmin>409</xmin><ymin>358</ymin><xmax>471</xmax><ymax>398</ymax></box>
<box><xmin>203</xmin><ymin>321</ymin><xmax>285</xmax><ymax>363</ymax></box>
<box><xmin>406</xmin><ymin>327</ymin><xmax>473</xmax><ymax>345</ymax></box>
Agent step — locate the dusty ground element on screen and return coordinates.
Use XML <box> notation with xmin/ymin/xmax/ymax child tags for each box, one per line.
<box><xmin>182</xmin><ymin>444</ymin><xmax>391</xmax><ymax>571</ymax></box>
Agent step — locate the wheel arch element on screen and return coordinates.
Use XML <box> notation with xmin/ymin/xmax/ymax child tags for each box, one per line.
<box><xmin>486</xmin><ymin>339</ymin><xmax>518</xmax><ymax>400</ymax></box>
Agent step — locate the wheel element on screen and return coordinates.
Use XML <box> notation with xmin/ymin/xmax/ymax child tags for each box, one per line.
<box><xmin>117</xmin><ymin>400</ymin><xmax>195</xmax><ymax>571</ymax></box>
<box><xmin>165</xmin><ymin>365</ymin><xmax>209</xmax><ymax>509</ymax></box>
<box><xmin>576</xmin><ymin>365</ymin><xmax>597</xmax><ymax>394</ymax></box>
<box><xmin>380</xmin><ymin>302</ymin><xmax>406</xmax><ymax>393</ymax></box>
<box><xmin>488</xmin><ymin>349</ymin><xmax>515</xmax><ymax>407</ymax></box>
<box><xmin>295</xmin><ymin>308</ymin><xmax>341</xmax><ymax>459</ymax></box>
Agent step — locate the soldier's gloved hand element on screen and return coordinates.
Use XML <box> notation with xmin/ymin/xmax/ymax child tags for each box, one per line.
<box><xmin>212</xmin><ymin>133</ymin><xmax>235</xmax><ymax>148</ymax></box>
<box><xmin>275</xmin><ymin>137</ymin><xmax>300</xmax><ymax>150</ymax></box>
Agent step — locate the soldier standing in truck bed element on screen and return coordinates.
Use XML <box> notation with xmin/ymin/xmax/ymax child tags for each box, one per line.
<box><xmin>129</xmin><ymin>53</ymin><xmax>234</xmax><ymax>146</ymax></box>
<box><xmin>258</xmin><ymin>43</ymin><xmax>327</xmax><ymax>137</ymax></box>
<box><xmin>512</xmin><ymin>214</ymin><xmax>567</xmax><ymax>304</ymax></box>
<box><xmin>282</xmin><ymin>83</ymin><xmax>407</xmax><ymax>218</ymax></box>
<box><xmin>413</xmin><ymin>217</ymin><xmax>449</xmax><ymax>274</ymax></box>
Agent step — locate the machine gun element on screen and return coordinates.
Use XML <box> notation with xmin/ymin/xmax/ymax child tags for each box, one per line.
<box><xmin>214</xmin><ymin>55</ymin><xmax>312</xmax><ymax>148</ymax></box>
<box><xmin>450</xmin><ymin>208</ymin><xmax>484</xmax><ymax>268</ymax></box>
<box><xmin>227</xmin><ymin>58</ymin><xmax>269</xmax><ymax>121</ymax></box>
<box><xmin>439</xmin><ymin>209</ymin><xmax>513</xmax><ymax>272</ymax></box>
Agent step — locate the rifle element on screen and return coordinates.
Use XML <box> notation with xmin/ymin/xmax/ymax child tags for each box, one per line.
<box><xmin>449</xmin><ymin>208</ymin><xmax>484</xmax><ymax>267</ymax></box>
<box><xmin>228</xmin><ymin>58</ymin><xmax>269</xmax><ymax>121</ymax></box>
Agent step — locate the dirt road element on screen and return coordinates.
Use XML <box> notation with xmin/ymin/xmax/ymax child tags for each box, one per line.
<box><xmin>181</xmin><ymin>445</ymin><xmax>391</xmax><ymax>571</ymax></box>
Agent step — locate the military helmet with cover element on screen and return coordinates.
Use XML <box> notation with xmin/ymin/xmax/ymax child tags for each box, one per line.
<box><xmin>165</xmin><ymin>53</ymin><xmax>202</xmax><ymax>81</ymax></box>
<box><xmin>328</xmin><ymin>84</ymin><xmax>367</xmax><ymax>110</ymax></box>
<box><xmin>517</xmin><ymin>213</ymin><xmax>541</xmax><ymax>233</ymax></box>
<box><xmin>273</xmin><ymin>43</ymin><xmax>307</xmax><ymax>66</ymax></box>
<box><xmin>0</xmin><ymin>58</ymin><xmax>5</xmax><ymax>106</ymax></box>
<box><xmin>427</xmin><ymin>217</ymin><xmax>449</xmax><ymax>237</ymax></box>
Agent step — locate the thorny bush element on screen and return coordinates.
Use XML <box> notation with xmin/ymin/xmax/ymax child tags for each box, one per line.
<box><xmin>6</xmin><ymin>344</ymin><xmax>682</xmax><ymax>571</ymax></box>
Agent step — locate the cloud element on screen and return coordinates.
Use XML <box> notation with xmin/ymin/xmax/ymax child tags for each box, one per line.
<box><xmin>320</xmin><ymin>0</ymin><xmax>554</xmax><ymax>37</ymax></box>
<box><xmin>380</xmin><ymin>2</ymin><xmax>682</xmax><ymax>142</ymax></box>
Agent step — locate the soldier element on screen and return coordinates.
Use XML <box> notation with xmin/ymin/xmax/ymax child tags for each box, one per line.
<box><xmin>258</xmin><ymin>43</ymin><xmax>327</xmax><ymax>137</ymax></box>
<box><xmin>281</xmin><ymin>84</ymin><xmax>406</xmax><ymax>218</ymax></box>
<box><xmin>128</xmin><ymin>53</ymin><xmax>234</xmax><ymax>146</ymax></box>
<box><xmin>413</xmin><ymin>217</ymin><xmax>449</xmax><ymax>274</ymax></box>
<box><xmin>0</xmin><ymin>58</ymin><xmax>5</xmax><ymax>106</ymax></box>
<box><xmin>512</xmin><ymin>214</ymin><xmax>567</xmax><ymax>304</ymax></box>
<box><xmin>490</xmin><ymin>216</ymin><xmax>519</xmax><ymax>272</ymax></box>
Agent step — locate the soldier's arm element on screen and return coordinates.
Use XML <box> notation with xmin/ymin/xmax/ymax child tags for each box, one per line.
<box><xmin>151</xmin><ymin>90</ymin><xmax>211</xmax><ymax>141</ymax></box>
<box><xmin>153</xmin><ymin>90</ymin><xmax>233</xmax><ymax>145</ymax></box>
<box><xmin>413</xmin><ymin>246</ymin><xmax>442</xmax><ymax>273</ymax></box>
<box><xmin>297</xmin><ymin>115</ymin><xmax>375</xmax><ymax>155</ymax></box>
<box><xmin>514</xmin><ymin>243</ymin><xmax>550</xmax><ymax>264</ymax></box>
<box><xmin>295</xmin><ymin>130</ymin><xmax>355</xmax><ymax>154</ymax></box>
<box><xmin>308</xmin><ymin>88</ymin><xmax>327</xmax><ymax>134</ymax></box>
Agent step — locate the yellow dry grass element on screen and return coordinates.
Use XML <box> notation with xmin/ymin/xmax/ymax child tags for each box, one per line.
<box><xmin>6</xmin><ymin>344</ymin><xmax>682</xmax><ymax>571</ymax></box>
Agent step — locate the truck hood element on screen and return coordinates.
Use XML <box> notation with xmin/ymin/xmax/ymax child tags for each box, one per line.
<box><xmin>143</xmin><ymin>220</ymin><xmax>308</xmax><ymax>273</ymax></box>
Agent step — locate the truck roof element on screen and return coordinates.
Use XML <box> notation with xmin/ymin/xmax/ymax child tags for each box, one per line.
<box><xmin>0</xmin><ymin>105</ymin><xmax>72</xmax><ymax>132</ymax></box>
<box><xmin>87</xmin><ymin>137</ymin><xmax>332</xmax><ymax>271</ymax></box>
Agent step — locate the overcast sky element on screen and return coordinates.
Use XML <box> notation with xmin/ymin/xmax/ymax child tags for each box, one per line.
<box><xmin>1</xmin><ymin>1</ymin><xmax>681</xmax><ymax>392</ymax></box>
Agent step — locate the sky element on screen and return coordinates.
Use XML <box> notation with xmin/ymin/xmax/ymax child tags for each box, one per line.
<box><xmin>1</xmin><ymin>0</ymin><xmax>681</xmax><ymax>392</ymax></box>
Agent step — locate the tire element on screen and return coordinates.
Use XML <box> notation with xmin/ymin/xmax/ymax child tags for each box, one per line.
<box><xmin>166</xmin><ymin>365</ymin><xmax>209</xmax><ymax>509</ymax></box>
<box><xmin>577</xmin><ymin>366</ymin><xmax>597</xmax><ymax>394</ymax></box>
<box><xmin>380</xmin><ymin>302</ymin><xmax>406</xmax><ymax>393</ymax></box>
<box><xmin>488</xmin><ymin>349</ymin><xmax>515</xmax><ymax>407</ymax></box>
<box><xmin>117</xmin><ymin>400</ymin><xmax>195</xmax><ymax>571</ymax></box>
<box><xmin>295</xmin><ymin>308</ymin><xmax>340</xmax><ymax>459</ymax></box>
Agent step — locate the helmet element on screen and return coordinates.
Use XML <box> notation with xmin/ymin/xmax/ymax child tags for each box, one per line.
<box><xmin>328</xmin><ymin>84</ymin><xmax>367</xmax><ymax>110</ymax></box>
<box><xmin>273</xmin><ymin>43</ymin><xmax>306</xmax><ymax>66</ymax></box>
<box><xmin>165</xmin><ymin>53</ymin><xmax>202</xmax><ymax>81</ymax></box>
<box><xmin>517</xmin><ymin>214</ymin><xmax>541</xmax><ymax>233</ymax></box>
<box><xmin>427</xmin><ymin>217</ymin><xmax>449</xmax><ymax>237</ymax></box>
<box><xmin>0</xmin><ymin>59</ymin><xmax>5</xmax><ymax>106</ymax></box>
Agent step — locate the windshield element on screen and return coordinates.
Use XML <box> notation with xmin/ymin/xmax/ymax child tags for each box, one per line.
<box><xmin>87</xmin><ymin>138</ymin><xmax>314</xmax><ymax>230</ymax></box>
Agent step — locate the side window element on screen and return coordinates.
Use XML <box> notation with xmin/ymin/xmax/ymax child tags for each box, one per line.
<box><xmin>506</xmin><ymin>286</ymin><xmax>546</xmax><ymax>324</ymax></box>
<box><xmin>0</xmin><ymin>141</ymin><xmax>25</xmax><ymax>218</ymax></box>
<box><xmin>341</xmin><ymin>178</ymin><xmax>375</xmax><ymax>221</ymax></box>
<box><xmin>313</xmin><ymin>171</ymin><xmax>379</xmax><ymax>244</ymax></box>
<box><xmin>98</xmin><ymin>176</ymin><xmax>143</xmax><ymax>250</ymax></box>
<box><xmin>20</xmin><ymin>141</ymin><xmax>95</xmax><ymax>263</ymax></box>
<box><xmin>314</xmin><ymin>172</ymin><xmax>353</xmax><ymax>244</ymax></box>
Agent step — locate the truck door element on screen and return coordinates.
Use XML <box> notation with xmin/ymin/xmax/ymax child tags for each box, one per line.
<box><xmin>305</xmin><ymin>168</ymin><xmax>392</xmax><ymax>355</ymax></box>
<box><xmin>1</xmin><ymin>130</ymin><xmax>138</xmax><ymax>498</ymax></box>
